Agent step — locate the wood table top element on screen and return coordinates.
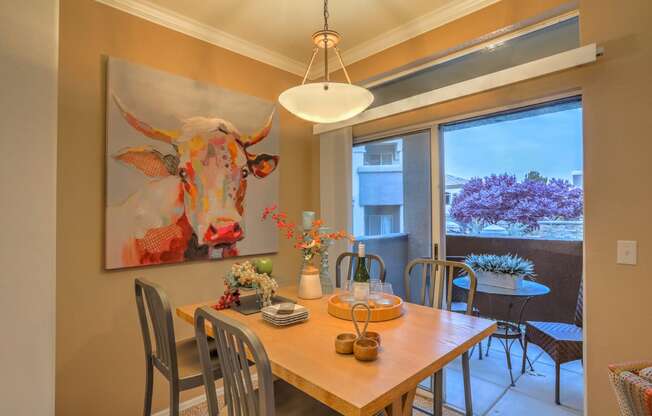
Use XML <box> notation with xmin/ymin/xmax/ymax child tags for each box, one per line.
<box><xmin>176</xmin><ymin>287</ymin><xmax>496</xmax><ymax>416</ymax></box>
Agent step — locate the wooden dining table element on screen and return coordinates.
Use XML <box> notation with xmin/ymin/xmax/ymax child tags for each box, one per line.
<box><xmin>176</xmin><ymin>287</ymin><xmax>496</xmax><ymax>416</ymax></box>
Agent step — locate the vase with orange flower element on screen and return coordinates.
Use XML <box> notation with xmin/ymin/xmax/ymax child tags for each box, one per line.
<box><xmin>262</xmin><ymin>206</ymin><xmax>354</xmax><ymax>299</ymax></box>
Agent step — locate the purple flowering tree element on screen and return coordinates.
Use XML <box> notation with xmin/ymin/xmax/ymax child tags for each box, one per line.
<box><xmin>450</xmin><ymin>173</ymin><xmax>583</xmax><ymax>234</ymax></box>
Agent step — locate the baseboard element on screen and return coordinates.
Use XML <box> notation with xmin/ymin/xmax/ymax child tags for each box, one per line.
<box><xmin>152</xmin><ymin>387</ymin><xmax>224</xmax><ymax>416</ymax></box>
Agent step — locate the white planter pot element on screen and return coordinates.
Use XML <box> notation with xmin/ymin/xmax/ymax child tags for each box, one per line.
<box><xmin>298</xmin><ymin>264</ymin><xmax>322</xmax><ymax>299</ymax></box>
<box><xmin>476</xmin><ymin>271</ymin><xmax>523</xmax><ymax>290</ymax></box>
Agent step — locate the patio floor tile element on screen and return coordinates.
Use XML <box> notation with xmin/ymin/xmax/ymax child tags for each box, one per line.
<box><xmin>512</xmin><ymin>361</ymin><xmax>584</xmax><ymax>412</ymax></box>
<box><xmin>486</xmin><ymin>390</ymin><xmax>581</xmax><ymax>416</ymax></box>
<box><xmin>444</xmin><ymin>368</ymin><xmax>506</xmax><ymax>416</ymax></box>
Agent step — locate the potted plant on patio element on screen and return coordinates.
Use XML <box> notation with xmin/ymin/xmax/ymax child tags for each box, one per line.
<box><xmin>464</xmin><ymin>253</ymin><xmax>536</xmax><ymax>289</ymax></box>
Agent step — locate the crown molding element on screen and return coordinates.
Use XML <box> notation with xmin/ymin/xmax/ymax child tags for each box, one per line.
<box><xmin>309</xmin><ymin>0</ymin><xmax>501</xmax><ymax>79</ymax></box>
<box><xmin>95</xmin><ymin>0</ymin><xmax>307</xmax><ymax>77</ymax></box>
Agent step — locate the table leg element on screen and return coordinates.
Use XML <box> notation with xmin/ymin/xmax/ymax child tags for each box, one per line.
<box><xmin>384</xmin><ymin>387</ymin><xmax>417</xmax><ymax>416</ymax></box>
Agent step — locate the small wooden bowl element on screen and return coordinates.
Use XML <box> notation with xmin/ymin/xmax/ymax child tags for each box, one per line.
<box><xmin>335</xmin><ymin>333</ymin><xmax>356</xmax><ymax>354</ymax></box>
<box><xmin>363</xmin><ymin>331</ymin><xmax>381</xmax><ymax>346</ymax></box>
<box><xmin>353</xmin><ymin>338</ymin><xmax>379</xmax><ymax>361</ymax></box>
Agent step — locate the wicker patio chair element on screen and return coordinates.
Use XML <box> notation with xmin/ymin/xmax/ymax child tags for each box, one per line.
<box><xmin>608</xmin><ymin>360</ymin><xmax>652</xmax><ymax>416</ymax></box>
<box><xmin>522</xmin><ymin>280</ymin><xmax>583</xmax><ymax>405</ymax></box>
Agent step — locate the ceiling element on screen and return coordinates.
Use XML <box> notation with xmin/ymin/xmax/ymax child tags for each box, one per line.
<box><xmin>99</xmin><ymin>0</ymin><xmax>499</xmax><ymax>76</ymax></box>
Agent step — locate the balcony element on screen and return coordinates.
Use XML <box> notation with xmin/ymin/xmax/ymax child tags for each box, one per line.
<box><xmin>359</xmin><ymin>232</ymin><xmax>584</xmax><ymax>415</ymax></box>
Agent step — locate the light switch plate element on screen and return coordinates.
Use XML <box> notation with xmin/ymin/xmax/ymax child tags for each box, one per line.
<box><xmin>617</xmin><ymin>240</ymin><xmax>637</xmax><ymax>265</ymax></box>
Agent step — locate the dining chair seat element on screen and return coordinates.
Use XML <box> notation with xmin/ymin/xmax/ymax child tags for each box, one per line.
<box><xmin>172</xmin><ymin>338</ymin><xmax>221</xmax><ymax>387</ymax></box>
<box><xmin>526</xmin><ymin>321</ymin><xmax>583</xmax><ymax>344</ymax></box>
<box><xmin>273</xmin><ymin>379</ymin><xmax>340</xmax><ymax>415</ymax></box>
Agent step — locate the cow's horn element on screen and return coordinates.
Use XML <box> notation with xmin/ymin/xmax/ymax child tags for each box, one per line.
<box><xmin>111</xmin><ymin>93</ymin><xmax>178</xmax><ymax>144</ymax></box>
<box><xmin>244</xmin><ymin>109</ymin><xmax>275</xmax><ymax>147</ymax></box>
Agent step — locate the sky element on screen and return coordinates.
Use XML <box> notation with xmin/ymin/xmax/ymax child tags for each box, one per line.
<box><xmin>443</xmin><ymin>107</ymin><xmax>583</xmax><ymax>182</ymax></box>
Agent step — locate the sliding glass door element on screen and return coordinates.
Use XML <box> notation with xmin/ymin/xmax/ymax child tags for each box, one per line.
<box><xmin>351</xmin><ymin>130</ymin><xmax>436</xmax><ymax>298</ymax></box>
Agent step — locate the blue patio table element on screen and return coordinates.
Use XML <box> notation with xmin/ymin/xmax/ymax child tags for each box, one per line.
<box><xmin>453</xmin><ymin>276</ymin><xmax>550</xmax><ymax>386</ymax></box>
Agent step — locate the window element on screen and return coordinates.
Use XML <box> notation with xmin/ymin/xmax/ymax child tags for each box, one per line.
<box><xmin>363</xmin><ymin>142</ymin><xmax>400</xmax><ymax>166</ymax></box>
<box><xmin>442</xmin><ymin>97</ymin><xmax>583</xmax><ymax>240</ymax></box>
<box><xmin>364</xmin><ymin>206</ymin><xmax>400</xmax><ymax>236</ymax></box>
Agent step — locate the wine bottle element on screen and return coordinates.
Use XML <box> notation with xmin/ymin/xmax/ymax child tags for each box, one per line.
<box><xmin>353</xmin><ymin>243</ymin><xmax>370</xmax><ymax>282</ymax></box>
<box><xmin>353</xmin><ymin>243</ymin><xmax>370</xmax><ymax>300</ymax></box>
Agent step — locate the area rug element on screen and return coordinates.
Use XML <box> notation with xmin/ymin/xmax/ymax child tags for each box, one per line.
<box><xmin>181</xmin><ymin>387</ymin><xmax>461</xmax><ymax>415</ymax></box>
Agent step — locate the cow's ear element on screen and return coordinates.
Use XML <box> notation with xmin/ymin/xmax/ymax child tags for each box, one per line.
<box><xmin>247</xmin><ymin>153</ymin><xmax>279</xmax><ymax>178</ymax></box>
<box><xmin>113</xmin><ymin>146</ymin><xmax>178</xmax><ymax>177</ymax></box>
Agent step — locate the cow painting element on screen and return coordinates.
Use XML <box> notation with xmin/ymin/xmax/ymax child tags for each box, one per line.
<box><xmin>106</xmin><ymin>93</ymin><xmax>279</xmax><ymax>269</ymax></box>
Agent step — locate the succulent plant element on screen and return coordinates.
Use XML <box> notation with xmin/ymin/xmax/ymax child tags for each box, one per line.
<box><xmin>465</xmin><ymin>253</ymin><xmax>536</xmax><ymax>278</ymax></box>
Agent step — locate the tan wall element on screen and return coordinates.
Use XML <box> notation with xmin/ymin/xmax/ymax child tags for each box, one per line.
<box><xmin>343</xmin><ymin>0</ymin><xmax>652</xmax><ymax>415</ymax></box>
<box><xmin>0</xmin><ymin>1</ymin><xmax>58</xmax><ymax>414</ymax></box>
<box><xmin>56</xmin><ymin>0</ymin><xmax>316</xmax><ymax>414</ymax></box>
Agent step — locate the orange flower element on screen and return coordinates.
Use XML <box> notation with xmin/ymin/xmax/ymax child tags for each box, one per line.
<box><xmin>262</xmin><ymin>204</ymin><xmax>277</xmax><ymax>220</ymax></box>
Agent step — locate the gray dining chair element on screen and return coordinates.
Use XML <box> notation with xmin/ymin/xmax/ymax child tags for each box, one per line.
<box><xmin>194</xmin><ymin>306</ymin><xmax>340</xmax><ymax>415</ymax></box>
<box><xmin>135</xmin><ymin>278</ymin><xmax>222</xmax><ymax>416</ymax></box>
<box><xmin>404</xmin><ymin>259</ymin><xmax>478</xmax><ymax>416</ymax></box>
<box><xmin>335</xmin><ymin>251</ymin><xmax>386</xmax><ymax>288</ymax></box>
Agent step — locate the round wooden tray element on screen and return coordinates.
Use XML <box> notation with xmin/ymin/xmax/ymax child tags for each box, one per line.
<box><xmin>327</xmin><ymin>294</ymin><xmax>405</xmax><ymax>322</ymax></box>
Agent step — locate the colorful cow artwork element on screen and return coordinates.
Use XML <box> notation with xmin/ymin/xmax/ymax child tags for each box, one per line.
<box><xmin>106</xmin><ymin>58</ymin><xmax>280</xmax><ymax>269</ymax></box>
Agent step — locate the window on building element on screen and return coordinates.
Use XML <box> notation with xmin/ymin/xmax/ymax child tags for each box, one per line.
<box><xmin>364</xmin><ymin>206</ymin><xmax>400</xmax><ymax>235</ymax></box>
<box><xmin>363</xmin><ymin>142</ymin><xmax>400</xmax><ymax>166</ymax></box>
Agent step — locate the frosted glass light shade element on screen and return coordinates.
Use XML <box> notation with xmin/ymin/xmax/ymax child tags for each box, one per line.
<box><xmin>278</xmin><ymin>82</ymin><xmax>374</xmax><ymax>124</ymax></box>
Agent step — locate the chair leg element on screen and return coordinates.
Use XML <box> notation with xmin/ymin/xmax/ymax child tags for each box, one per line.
<box><xmin>462</xmin><ymin>351</ymin><xmax>473</xmax><ymax>416</ymax></box>
<box><xmin>521</xmin><ymin>337</ymin><xmax>528</xmax><ymax>374</ymax></box>
<box><xmin>144</xmin><ymin>359</ymin><xmax>153</xmax><ymax>416</ymax></box>
<box><xmin>478</xmin><ymin>340</ymin><xmax>483</xmax><ymax>360</ymax></box>
<box><xmin>170</xmin><ymin>381</ymin><xmax>180</xmax><ymax>416</ymax></box>
<box><xmin>555</xmin><ymin>362</ymin><xmax>561</xmax><ymax>405</ymax></box>
<box><xmin>486</xmin><ymin>336</ymin><xmax>492</xmax><ymax>357</ymax></box>
<box><xmin>432</xmin><ymin>370</ymin><xmax>443</xmax><ymax>416</ymax></box>
<box><xmin>504</xmin><ymin>343</ymin><xmax>515</xmax><ymax>387</ymax></box>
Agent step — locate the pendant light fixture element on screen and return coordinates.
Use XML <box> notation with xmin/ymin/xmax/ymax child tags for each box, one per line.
<box><xmin>278</xmin><ymin>0</ymin><xmax>374</xmax><ymax>124</ymax></box>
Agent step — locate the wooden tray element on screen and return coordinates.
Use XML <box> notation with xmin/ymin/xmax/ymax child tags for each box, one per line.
<box><xmin>327</xmin><ymin>294</ymin><xmax>405</xmax><ymax>322</ymax></box>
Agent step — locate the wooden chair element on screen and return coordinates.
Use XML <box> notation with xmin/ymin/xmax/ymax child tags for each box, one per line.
<box><xmin>194</xmin><ymin>306</ymin><xmax>339</xmax><ymax>415</ymax></box>
<box><xmin>404</xmin><ymin>259</ymin><xmax>478</xmax><ymax>416</ymax></box>
<box><xmin>608</xmin><ymin>361</ymin><xmax>652</xmax><ymax>416</ymax></box>
<box><xmin>335</xmin><ymin>251</ymin><xmax>386</xmax><ymax>288</ymax></box>
<box><xmin>522</xmin><ymin>280</ymin><xmax>584</xmax><ymax>405</ymax></box>
<box><xmin>135</xmin><ymin>278</ymin><xmax>222</xmax><ymax>416</ymax></box>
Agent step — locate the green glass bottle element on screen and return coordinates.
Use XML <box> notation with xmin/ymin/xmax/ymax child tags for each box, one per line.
<box><xmin>353</xmin><ymin>243</ymin><xmax>370</xmax><ymax>283</ymax></box>
<box><xmin>353</xmin><ymin>243</ymin><xmax>370</xmax><ymax>300</ymax></box>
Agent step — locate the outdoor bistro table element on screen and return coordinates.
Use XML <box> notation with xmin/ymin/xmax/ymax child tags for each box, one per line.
<box><xmin>453</xmin><ymin>276</ymin><xmax>551</xmax><ymax>386</ymax></box>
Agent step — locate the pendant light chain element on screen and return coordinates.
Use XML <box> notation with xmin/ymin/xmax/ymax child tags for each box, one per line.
<box><xmin>323</xmin><ymin>0</ymin><xmax>329</xmax><ymax>83</ymax></box>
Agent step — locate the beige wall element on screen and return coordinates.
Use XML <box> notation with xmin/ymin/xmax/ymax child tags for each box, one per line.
<box><xmin>342</xmin><ymin>0</ymin><xmax>652</xmax><ymax>415</ymax></box>
<box><xmin>55</xmin><ymin>0</ymin><xmax>652</xmax><ymax>415</ymax></box>
<box><xmin>0</xmin><ymin>1</ymin><xmax>58</xmax><ymax>415</ymax></box>
<box><xmin>56</xmin><ymin>0</ymin><xmax>316</xmax><ymax>414</ymax></box>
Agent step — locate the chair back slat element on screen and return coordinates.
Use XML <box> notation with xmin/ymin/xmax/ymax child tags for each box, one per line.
<box><xmin>134</xmin><ymin>279</ymin><xmax>178</xmax><ymax>378</ymax></box>
<box><xmin>404</xmin><ymin>259</ymin><xmax>477</xmax><ymax>314</ymax></box>
<box><xmin>574</xmin><ymin>279</ymin><xmax>584</xmax><ymax>328</ymax></box>
<box><xmin>335</xmin><ymin>252</ymin><xmax>386</xmax><ymax>288</ymax></box>
<box><xmin>195</xmin><ymin>306</ymin><xmax>276</xmax><ymax>416</ymax></box>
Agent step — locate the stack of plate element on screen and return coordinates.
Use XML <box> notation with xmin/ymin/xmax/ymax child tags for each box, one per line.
<box><xmin>261</xmin><ymin>304</ymin><xmax>309</xmax><ymax>326</ymax></box>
